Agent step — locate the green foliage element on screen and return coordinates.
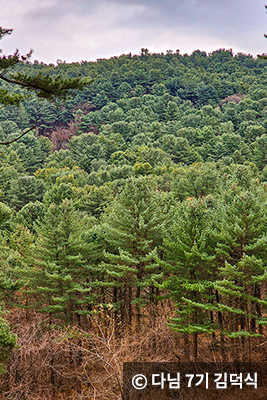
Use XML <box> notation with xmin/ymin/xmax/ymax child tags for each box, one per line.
<box><xmin>14</xmin><ymin>201</ymin><xmax>45</xmax><ymax>233</ymax></box>
<box><xmin>0</xmin><ymin>316</ymin><xmax>16</xmax><ymax>373</ymax></box>
<box><xmin>2</xmin><ymin>47</ymin><xmax>267</xmax><ymax>361</ymax></box>
<box><xmin>26</xmin><ymin>200</ymin><xmax>98</xmax><ymax>323</ymax></box>
<box><xmin>8</xmin><ymin>176</ymin><xmax>45</xmax><ymax>211</ymax></box>
<box><xmin>97</xmin><ymin>176</ymin><xmax>170</xmax><ymax>327</ymax></box>
<box><xmin>0</xmin><ymin>202</ymin><xmax>13</xmax><ymax>227</ymax></box>
<box><xmin>172</xmin><ymin>162</ymin><xmax>220</xmax><ymax>201</ymax></box>
<box><xmin>164</xmin><ymin>196</ymin><xmax>218</xmax><ymax>344</ymax></box>
<box><xmin>69</xmin><ymin>133</ymin><xmax>106</xmax><ymax>173</ymax></box>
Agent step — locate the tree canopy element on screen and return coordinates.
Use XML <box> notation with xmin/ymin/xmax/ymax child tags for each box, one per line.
<box><xmin>1</xmin><ymin>43</ymin><xmax>267</xmax><ymax>387</ymax></box>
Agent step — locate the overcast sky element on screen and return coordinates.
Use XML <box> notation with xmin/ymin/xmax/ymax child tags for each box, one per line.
<box><xmin>1</xmin><ymin>0</ymin><xmax>267</xmax><ymax>64</ymax></box>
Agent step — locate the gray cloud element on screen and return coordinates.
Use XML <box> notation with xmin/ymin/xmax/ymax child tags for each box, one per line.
<box><xmin>1</xmin><ymin>0</ymin><xmax>266</xmax><ymax>64</ymax></box>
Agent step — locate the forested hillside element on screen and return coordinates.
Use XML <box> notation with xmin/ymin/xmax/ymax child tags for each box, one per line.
<box><xmin>1</xmin><ymin>48</ymin><xmax>267</xmax><ymax>398</ymax></box>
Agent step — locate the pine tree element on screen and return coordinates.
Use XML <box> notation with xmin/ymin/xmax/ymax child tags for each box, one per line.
<box><xmin>25</xmin><ymin>200</ymin><xmax>97</xmax><ymax>325</ymax></box>
<box><xmin>165</xmin><ymin>182</ymin><xmax>267</xmax><ymax>361</ymax></box>
<box><xmin>0</xmin><ymin>202</ymin><xmax>18</xmax><ymax>371</ymax></box>
<box><xmin>211</xmin><ymin>185</ymin><xmax>267</xmax><ymax>359</ymax></box>
<box><xmin>172</xmin><ymin>162</ymin><xmax>220</xmax><ymax>201</ymax></box>
<box><xmin>97</xmin><ymin>176</ymin><xmax>170</xmax><ymax>330</ymax></box>
<box><xmin>164</xmin><ymin>195</ymin><xmax>218</xmax><ymax>360</ymax></box>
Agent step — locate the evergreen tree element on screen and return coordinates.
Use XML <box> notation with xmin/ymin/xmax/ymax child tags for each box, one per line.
<box><xmin>8</xmin><ymin>176</ymin><xmax>45</xmax><ymax>211</ymax></box>
<box><xmin>211</xmin><ymin>185</ymin><xmax>267</xmax><ymax>358</ymax></box>
<box><xmin>164</xmin><ymin>196</ymin><xmax>218</xmax><ymax>360</ymax></box>
<box><xmin>0</xmin><ymin>202</ymin><xmax>18</xmax><ymax>371</ymax></box>
<box><xmin>252</xmin><ymin>134</ymin><xmax>267</xmax><ymax>169</ymax></box>
<box><xmin>172</xmin><ymin>162</ymin><xmax>220</xmax><ymax>201</ymax></box>
<box><xmin>98</xmin><ymin>177</ymin><xmax>170</xmax><ymax>330</ymax></box>
<box><xmin>26</xmin><ymin>200</ymin><xmax>97</xmax><ymax>324</ymax></box>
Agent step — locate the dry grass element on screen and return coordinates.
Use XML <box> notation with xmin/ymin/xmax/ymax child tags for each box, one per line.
<box><xmin>0</xmin><ymin>307</ymin><xmax>266</xmax><ymax>399</ymax></box>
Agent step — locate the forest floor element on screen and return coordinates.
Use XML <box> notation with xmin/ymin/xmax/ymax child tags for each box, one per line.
<box><xmin>0</xmin><ymin>307</ymin><xmax>266</xmax><ymax>399</ymax></box>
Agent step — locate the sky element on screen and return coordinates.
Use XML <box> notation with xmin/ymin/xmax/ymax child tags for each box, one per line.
<box><xmin>1</xmin><ymin>0</ymin><xmax>267</xmax><ymax>64</ymax></box>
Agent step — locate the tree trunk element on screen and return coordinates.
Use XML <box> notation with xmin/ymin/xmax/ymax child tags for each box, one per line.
<box><xmin>184</xmin><ymin>333</ymin><xmax>190</xmax><ymax>361</ymax></box>
<box><xmin>216</xmin><ymin>290</ymin><xmax>225</xmax><ymax>361</ymax></box>
<box><xmin>255</xmin><ymin>284</ymin><xmax>263</xmax><ymax>336</ymax></box>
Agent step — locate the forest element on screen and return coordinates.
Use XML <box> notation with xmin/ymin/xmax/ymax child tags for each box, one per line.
<box><xmin>1</xmin><ymin>46</ymin><xmax>267</xmax><ymax>398</ymax></box>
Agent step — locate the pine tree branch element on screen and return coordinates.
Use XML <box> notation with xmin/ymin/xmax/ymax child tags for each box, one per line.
<box><xmin>0</xmin><ymin>125</ymin><xmax>36</xmax><ymax>145</ymax></box>
<box><xmin>0</xmin><ymin>27</ymin><xmax>13</xmax><ymax>41</ymax></box>
<box><xmin>0</xmin><ymin>73</ymin><xmax>88</xmax><ymax>101</ymax></box>
<box><xmin>0</xmin><ymin>74</ymin><xmax>52</xmax><ymax>91</ymax></box>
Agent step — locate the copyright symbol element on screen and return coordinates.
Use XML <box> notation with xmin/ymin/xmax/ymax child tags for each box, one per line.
<box><xmin>132</xmin><ymin>374</ymin><xmax>147</xmax><ymax>390</ymax></box>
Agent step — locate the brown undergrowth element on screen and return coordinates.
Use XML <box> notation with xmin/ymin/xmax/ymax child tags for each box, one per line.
<box><xmin>0</xmin><ymin>307</ymin><xmax>266</xmax><ymax>399</ymax></box>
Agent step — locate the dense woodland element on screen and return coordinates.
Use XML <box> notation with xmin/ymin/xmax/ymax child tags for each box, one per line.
<box><xmin>1</xmin><ymin>48</ymin><xmax>267</xmax><ymax>398</ymax></box>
